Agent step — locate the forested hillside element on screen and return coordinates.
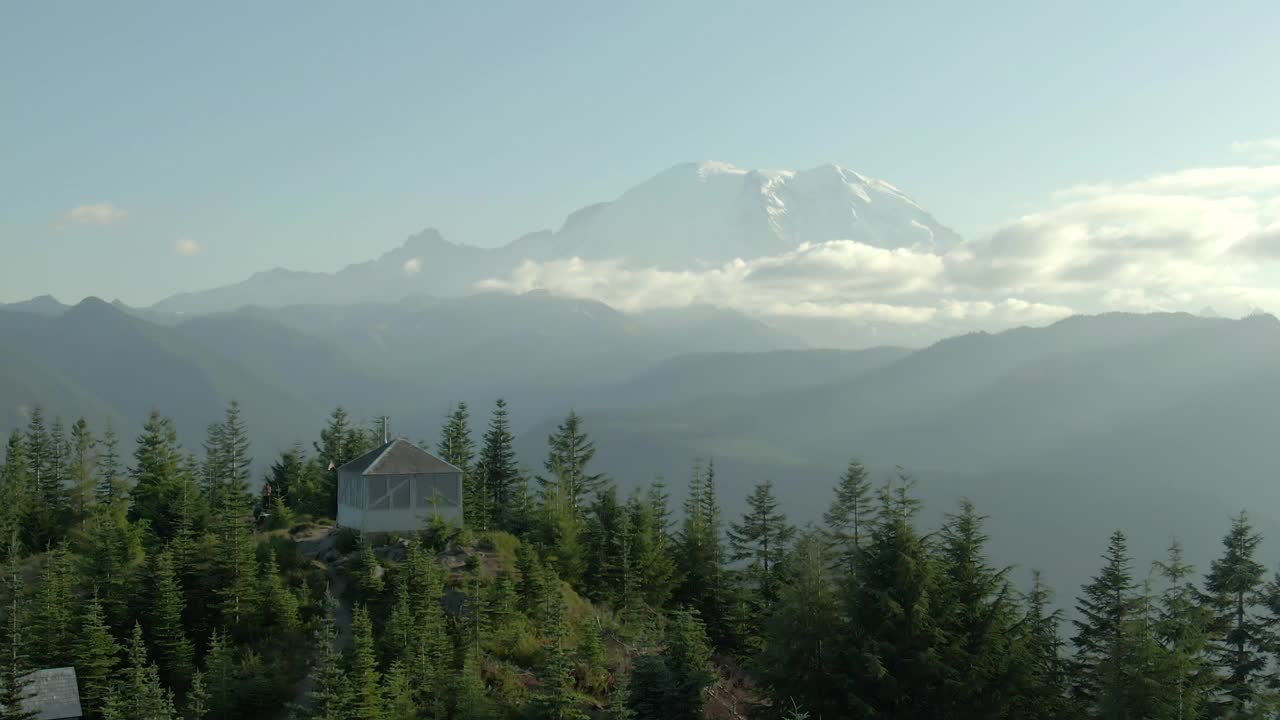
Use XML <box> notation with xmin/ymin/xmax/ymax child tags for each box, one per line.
<box><xmin>3</xmin><ymin>400</ymin><xmax>1280</xmax><ymax>719</ymax></box>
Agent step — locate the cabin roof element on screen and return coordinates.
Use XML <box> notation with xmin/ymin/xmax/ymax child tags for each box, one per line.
<box><xmin>339</xmin><ymin>437</ymin><xmax>461</xmax><ymax>476</ymax></box>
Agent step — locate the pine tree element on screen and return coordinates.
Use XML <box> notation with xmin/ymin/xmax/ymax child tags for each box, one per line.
<box><xmin>129</xmin><ymin>411</ymin><xmax>188</xmax><ymax>540</ymax></box>
<box><xmin>516</xmin><ymin>541</ymin><xmax>549</xmax><ymax>622</ymax></box>
<box><xmin>268</xmin><ymin>445</ymin><xmax>306</xmax><ymax>509</ymax></box>
<box><xmin>76</xmin><ymin>593</ymin><xmax>120</xmax><ymax>720</ymax></box>
<box><xmin>0</xmin><ymin>538</ymin><xmax>35</xmax><ymax>720</ymax></box>
<box><xmin>1009</xmin><ymin>572</ymin><xmax>1073</xmax><ymax>720</ymax></box>
<box><xmin>294</xmin><ymin>589</ymin><xmax>350</xmax><ymax>720</ymax></box>
<box><xmin>1072</xmin><ymin>529</ymin><xmax>1144</xmax><ymax>716</ymax></box>
<box><xmin>114</xmin><ymin>622</ymin><xmax>178</xmax><ymax>720</ymax></box>
<box><xmin>823</xmin><ymin>458</ymin><xmax>874</xmax><ymax>577</ymax></box>
<box><xmin>933</xmin><ymin>498</ymin><xmax>1023</xmax><ymax>719</ymax></box>
<box><xmin>382</xmin><ymin>661</ymin><xmax>417</xmax><ymax>720</ymax></box>
<box><xmin>536</xmin><ymin>458</ymin><xmax>586</xmax><ymax>585</ymax></box>
<box><xmin>0</xmin><ymin>433</ymin><xmax>31</xmax><ymax>555</ymax></box>
<box><xmin>259</xmin><ymin>549</ymin><xmax>300</xmax><ymax>634</ymax></box>
<box><xmin>184</xmin><ymin>671</ymin><xmax>209</xmax><ymax>720</ymax></box>
<box><xmin>350</xmin><ymin>605</ymin><xmax>386</xmax><ymax>720</ymax></box>
<box><xmin>201</xmin><ymin>628</ymin><xmax>239</xmax><ymax>718</ymax></box>
<box><xmin>675</xmin><ymin>460</ymin><xmax>731</xmax><ymax>648</ymax></box>
<box><xmin>1204</xmin><ymin>511</ymin><xmax>1275</xmax><ymax>716</ymax></box>
<box><xmin>755</xmin><ymin>531</ymin><xmax>842</xmax><ymax>719</ymax></box>
<box><xmin>69</xmin><ymin>418</ymin><xmax>97</xmax><ymax>522</ymax></box>
<box><xmin>536</xmin><ymin>411</ymin><xmax>607</xmax><ymax>516</ymax></box>
<box><xmin>1152</xmin><ymin>541</ymin><xmax>1215</xmax><ymax>720</ymax></box>
<box><xmin>438</xmin><ymin>403</ymin><xmax>481</xmax><ymax>527</ymax></box>
<box><xmin>839</xmin><ymin>476</ymin><xmax>944</xmax><ymax>717</ymax></box>
<box><xmin>94</xmin><ymin>425</ymin><xmax>125</xmax><ymax>505</ymax></box>
<box><xmin>727</xmin><ymin>480</ymin><xmax>795</xmax><ymax>608</ymax></box>
<box><xmin>477</xmin><ymin>399</ymin><xmax>520</xmax><ymax>531</ymax></box>
<box><xmin>530</xmin><ymin>571</ymin><xmax>588</xmax><ymax>720</ymax></box>
<box><xmin>453</xmin><ymin>643</ymin><xmax>498</xmax><ymax>720</ymax></box>
<box><xmin>77</xmin><ymin>498</ymin><xmax>146</xmax><ymax>631</ymax></box>
<box><xmin>29</xmin><ymin>543</ymin><xmax>75</xmax><ymax>668</ymax></box>
<box><xmin>152</xmin><ymin>550</ymin><xmax>195</xmax><ymax>688</ymax></box>
<box><xmin>632</xmin><ymin>609</ymin><xmax>714</xmax><ymax>720</ymax></box>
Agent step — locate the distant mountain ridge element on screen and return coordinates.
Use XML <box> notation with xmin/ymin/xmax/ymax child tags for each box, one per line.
<box><xmin>149</xmin><ymin>161</ymin><xmax>961</xmax><ymax>316</ymax></box>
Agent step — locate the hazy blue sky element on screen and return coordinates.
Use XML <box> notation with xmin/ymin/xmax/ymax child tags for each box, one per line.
<box><xmin>2</xmin><ymin>1</ymin><xmax>1278</xmax><ymax>305</ymax></box>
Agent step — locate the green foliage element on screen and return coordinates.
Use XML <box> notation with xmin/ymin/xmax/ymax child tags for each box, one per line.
<box><xmin>77</xmin><ymin>593</ymin><xmax>121</xmax><ymax>719</ymax></box>
<box><xmin>536</xmin><ymin>411</ymin><xmax>608</xmax><ymax>517</ymax></box>
<box><xmin>129</xmin><ymin>411</ymin><xmax>190</xmax><ymax>541</ymax></box>
<box><xmin>151</xmin><ymin>549</ymin><xmax>195</xmax><ymax>688</ymax></box>
<box><xmin>674</xmin><ymin>460</ymin><xmax>732</xmax><ymax>649</ymax></box>
<box><xmin>1204</xmin><ymin>511</ymin><xmax>1277</xmax><ymax>715</ymax></box>
<box><xmin>477</xmin><ymin>399</ymin><xmax>522</xmax><ymax>532</ymax></box>
<box><xmin>350</xmin><ymin>605</ymin><xmax>386</xmax><ymax>720</ymax></box>
<box><xmin>30</xmin><ymin>543</ymin><xmax>76</xmax><ymax>668</ymax></box>
<box><xmin>823</xmin><ymin>458</ymin><xmax>874</xmax><ymax>576</ymax></box>
<box><xmin>755</xmin><ymin>531</ymin><xmax>841</xmax><ymax>718</ymax></box>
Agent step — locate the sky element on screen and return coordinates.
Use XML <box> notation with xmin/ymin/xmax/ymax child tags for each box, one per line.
<box><xmin>2</xmin><ymin>0</ymin><xmax>1279</xmax><ymax>307</ymax></box>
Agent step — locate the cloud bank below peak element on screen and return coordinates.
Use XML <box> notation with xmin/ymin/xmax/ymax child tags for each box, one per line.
<box><xmin>481</xmin><ymin>158</ymin><xmax>1280</xmax><ymax>335</ymax></box>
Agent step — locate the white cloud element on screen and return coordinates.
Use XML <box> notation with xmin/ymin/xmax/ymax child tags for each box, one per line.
<box><xmin>1231</xmin><ymin>138</ymin><xmax>1280</xmax><ymax>158</ymax></box>
<box><xmin>174</xmin><ymin>238</ymin><xmax>202</xmax><ymax>256</ymax></box>
<box><xmin>403</xmin><ymin>257</ymin><xmax>422</xmax><ymax>276</ymax></box>
<box><xmin>64</xmin><ymin>202</ymin><xmax>127</xmax><ymax>226</ymax></box>
<box><xmin>479</xmin><ymin>158</ymin><xmax>1280</xmax><ymax>339</ymax></box>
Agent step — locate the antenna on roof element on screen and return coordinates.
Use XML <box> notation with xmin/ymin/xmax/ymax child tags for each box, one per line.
<box><xmin>380</xmin><ymin>415</ymin><xmax>390</xmax><ymax>443</ymax></box>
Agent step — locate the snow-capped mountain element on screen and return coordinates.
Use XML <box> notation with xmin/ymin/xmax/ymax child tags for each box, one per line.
<box><xmin>508</xmin><ymin>161</ymin><xmax>960</xmax><ymax>267</ymax></box>
<box><xmin>151</xmin><ymin>161</ymin><xmax>961</xmax><ymax>315</ymax></box>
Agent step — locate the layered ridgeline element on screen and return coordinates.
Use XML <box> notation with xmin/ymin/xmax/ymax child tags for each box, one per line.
<box><xmin>5</xmin><ymin>293</ymin><xmax>1280</xmax><ymax>604</ymax></box>
<box><xmin>148</xmin><ymin>161</ymin><xmax>961</xmax><ymax>316</ymax></box>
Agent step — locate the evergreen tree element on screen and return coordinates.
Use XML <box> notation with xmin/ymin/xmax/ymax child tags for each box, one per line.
<box><xmin>382</xmin><ymin>661</ymin><xmax>417</xmax><ymax>720</ymax></box>
<box><xmin>452</xmin><ymin>644</ymin><xmax>497</xmax><ymax>720</ymax></box>
<box><xmin>630</xmin><ymin>609</ymin><xmax>714</xmax><ymax>720</ymax></box>
<box><xmin>30</xmin><ymin>543</ymin><xmax>75</xmax><ymax>668</ymax></box>
<box><xmin>933</xmin><ymin>499</ymin><xmax>1023</xmax><ymax>719</ymax></box>
<box><xmin>0</xmin><ymin>433</ymin><xmax>31</xmax><ymax>555</ymax></box>
<box><xmin>627</xmin><ymin>489</ymin><xmax>676</xmax><ymax>610</ymax></box>
<box><xmin>259</xmin><ymin>549</ymin><xmax>300</xmax><ymax>634</ymax></box>
<box><xmin>76</xmin><ymin>593</ymin><xmax>120</xmax><ymax>720</ymax></box>
<box><xmin>184</xmin><ymin>671</ymin><xmax>209</xmax><ymax>720</ymax></box>
<box><xmin>78</xmin><ymin>497</ymin><xmax>146</xmax><ymax>630</ymax></box>
<box><xmin>94</xmin><ymin>425</ymin><xmax>125</xmax><ymax>505</ymax></box>
<box><xmin>350</xmin><ymin>605</ymin><xmax>386</xmax><ymax>720</ymax></box>
<box><xmin>727</xmin><ymin>480</ymin><xmax>795</xmax><ymax>608</ymax></box>
<box><xmin>152</xmin><ymin>550</ymin><xmax>195</xmax><ymax>688</ymax></box>
<box><xmin>674</xmin><ymin>460</ymin><xmax>731</xmax><ymax>649</ymax></box>
<box><xmin>536</xmin><ymin>411</ymin><xmax>607</xmax><ymax>516</ymax></box>
<box><xmin>536</xmin><ymin>458</ymin><xmax>586</xmax><ymax>585</ymax></box>
<box><xmin>1153</xmin><ymin>541</ymin><xmax>1215</xmax><ymax>720</ymax></box>
<box><xmin>1072</xmin><ymin>530</ymin><xmax>1145</xmax><ymax>716</ymax></box>
<box><xmin>477</xmin><ymin>399</ymin><xmax>520</xmax><ymax>531</ymax></box>
<box><xmin>823</xmin><ymin>458</ymin><xmax>874</xmax><ymax>577</ymax></box>
<box><xmin>839</xmin><ymin>476</ymin><xmax>945</xmax><ymax>717</ymax></box>
<box><xmin>129</xmin><ymin>411</ymin><xmax>188</xmax><ymax>540</ymax></box>
<box><xmin>755</xmin><ymin>531</ymin><xmax>842</xmax><ymax>719</ymax></box>
<box><xmin>1009</xmin><ymin>572</ymin><xmax>1073</xmax><ymax>720</ymax></box>
<box><xmin>69</xmin><ymin>418</ymin><xmax>97</xmax><ymax>522</ymax></box>
<box><xmin>530</xmin><ymin>571</ymin><xmax>588</xmax><ymax>720</ymax></box>
<box><xmin>438</xmin><ymin>403</ymin><xmax>481</xmax><ymax>527</ymax></box>
<box><xmin>268</xmin><ymin>445</ymin><xmax>306</xmax><ymax>510</ymax></box>
<box><xmin>1204</xmin><ymin>511</ymin><xmax>1275</xmax><ymax>716</ymax></box>
<box><xmin>0</xmin><ymin>539</ymin><xmax>35</xmax><ymax>720</ymax></box>
<box><xmin>294</xmin><ymin>590</ymin><xmax>350</xmax><ymax>720</ymax></box>
<box><xmin>113</xmin><ymin>622</ymin><xmax>178</xmax><ymax>720</ymax></box>
<box><xmin>516</xmin><ymin>541</ymin><xmax>549</xmax><ymax>622</ymax></box>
